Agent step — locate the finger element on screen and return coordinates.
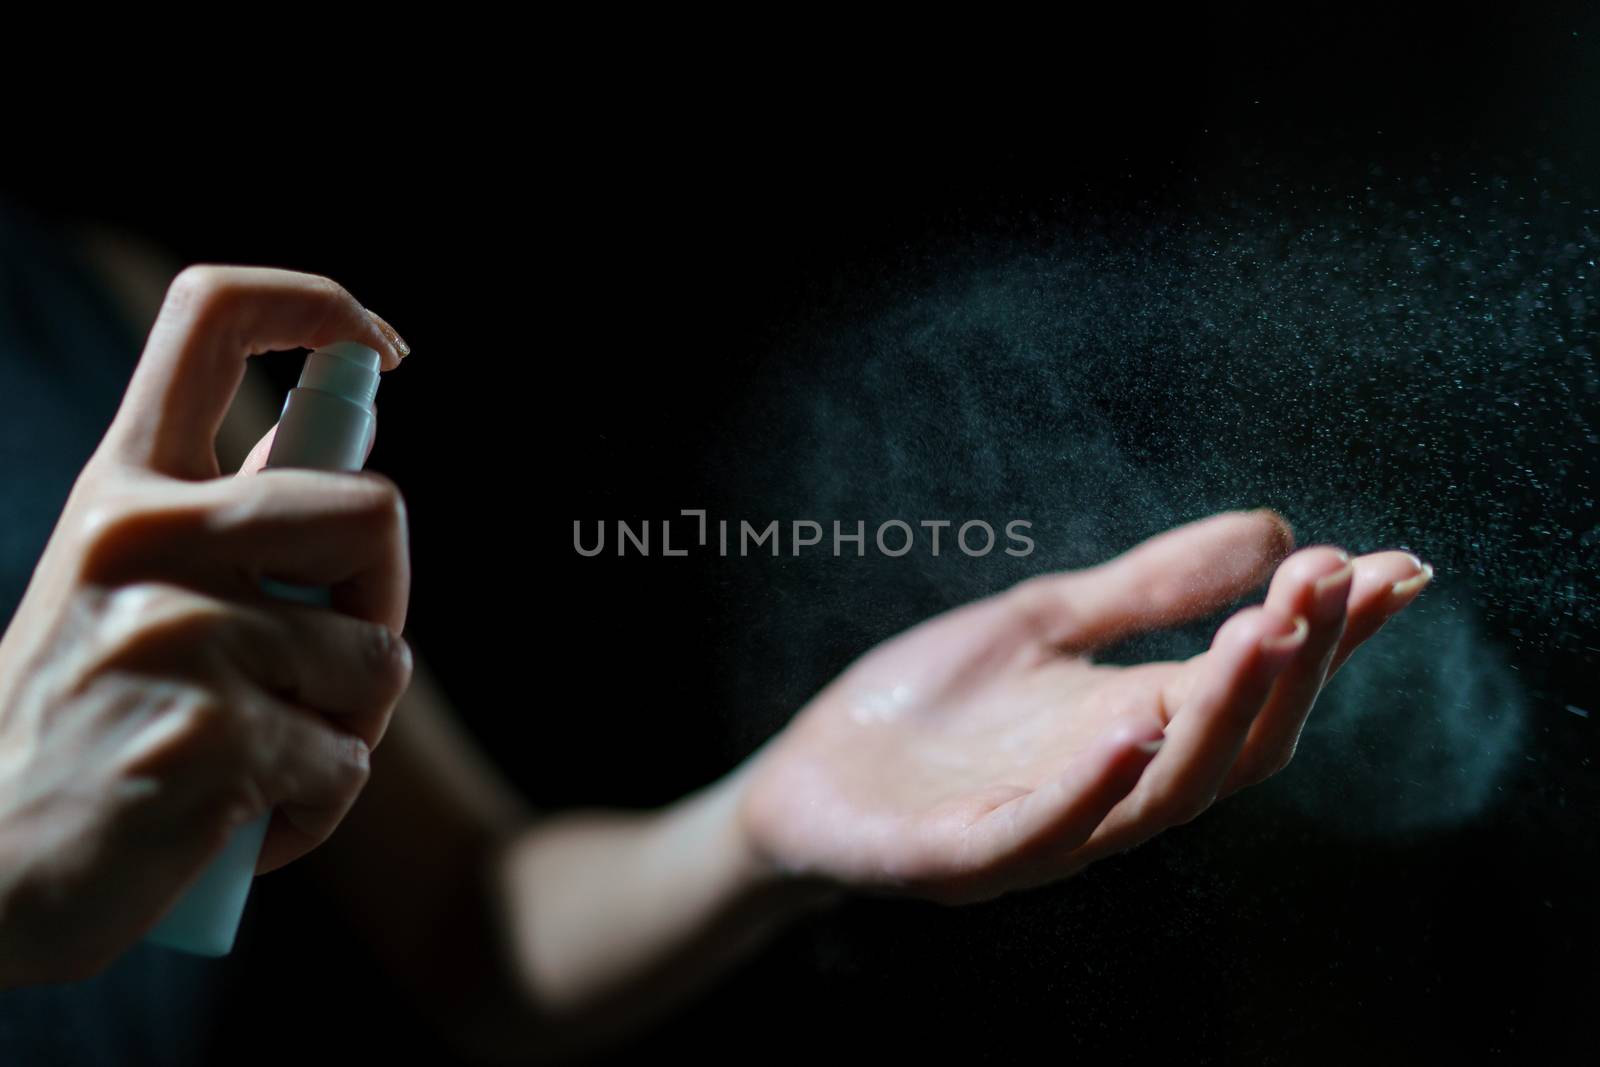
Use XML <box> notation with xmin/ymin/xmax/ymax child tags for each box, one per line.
<box><xmin>365</xmin><ymin>310</ymin><xmax>411</xmax><ymax>360</ymax></box>
<box><xmin>1325</xmin><ymin>552</ymin><xmax>1434</xmax><ymax>680</ymax></box>
<box><xmin>238</xmin><ymin>425</ymin><xmax>277</xmax><ymax>476</ymax></box>
<box><xmin>249</xmin><ymin>698</ymin><xmax>373</xmax><ymax>874</ymax></box>
<box><xmin>84</xmin><ymin>472</ymin><xmax>410</xmax><ymax>632</ymax></box>
<box><xmin>964</xmin><ymin>711</ymin><xmax>1166</xmax><ymax>892</ymax></box>
<box><xmin>91</xmin><ymin>470</ymin><xmax>410</xmax><ymax>633</ymax></box>
<box><xmin>106</xmin><ymin>266</ymin><xmax>403</xmax><ymax>479</ymax></box>
<box><xmin>116</xmin><ymin>682</ymin><xmax>370</xmax><ymax>877</ymax></box>
<box><xmin>1010</xmin><ymin>508</ymin><xmax>1294</xmax><ymax>652</ymax></box>
<box><xmin>87</xmin><ymin>583</ymin><xmax>410</xmax><ymax>748</ymax></box>
<box><xmin>225</xmin><ymin>602</ymin><xmax>413</xmax><ymax>748</ymax></box>
<box><xmin>1126</xmin><ymin>605</ymin><xmax>1306</xmax><ymax>829</ymax></box>
<box><xmin>1223</xmin><ymin>546</ymin><xmax>1353</xmax><ymax>791</ymax></box>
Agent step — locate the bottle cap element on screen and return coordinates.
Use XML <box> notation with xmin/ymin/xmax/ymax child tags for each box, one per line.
<box><xmin>299</xmin><ymin>342</ymin><xmax>381</xmax><ymax>408</ymax></box>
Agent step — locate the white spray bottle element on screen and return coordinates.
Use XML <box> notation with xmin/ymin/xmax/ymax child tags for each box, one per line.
<box><xmin>145</xmin><ymin>341</ymin><xmax>383</xmax><ymax>956</ymax></box>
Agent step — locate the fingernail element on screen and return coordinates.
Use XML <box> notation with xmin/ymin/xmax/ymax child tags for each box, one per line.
<box><xmin>366</xmin><ymin>308</ymin><xmax>410</xmax><ymax>359</ymax></box>
<box><xmin>1392</xmin><ymin>560</ymin><xmax>1435</xmax><ymax>598</ymax></box>
<box><xmin>1312</xmin><ymin>560</ymin><xmax>1355</xmax><ymax>620</ymax></box>
<box><xmin>1253</xmin><ymin>509</ymin><xmax>1295</xmax><ymax>556</ymax></box>
<box><xmin>1261</xmin><ymin>615</ymin><xmax>1309</xmax><ymax>654</ymax></box>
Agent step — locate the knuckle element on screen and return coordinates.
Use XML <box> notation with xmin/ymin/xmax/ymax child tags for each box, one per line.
<box><xmin>353</xmin><ymin>472</ymin><xmax>407</xmax><ymax>533</ymax></box>
<box><xmin>73</xmin><ymin>503</ymin><xmax>134</xmax><ymax>577</ymax></box>
<box><xmin>99</xmin><ymin>582</ymin><xmax>231</xmax><ymax>663</ymax></box>
<box><xmin>72</xmin><ymin>494</ymin><xmax>170</xmax><ymax>581</ymax></box>
<box><xmin>119</xmin><ymin>683</ymin><xmax>252</xmax><ymax>781</ymax></box>
<box><xmin>204</xmin><ymin>477</ymin><xmax>282</xmax><ymax>537</ymax></box>
<box><xmin>75</xmin><ymin>498</ymin><xmax>135</xmax><ymax>549</ymax></box>
<box><xmin>161</xmin><ymin>265</ymin><xmax>232</xmax><ymax>320</ymax></box>
<box><xmin>111</xmin><ymin>682</ymin><xmax>259</xmax><ymax>796</ymax></box>
<box><xmin>366</xmin><ymin>624</ymin><xmax>412</xmax><ymax>686</ymax></box>
<box><xmin>301</xmin><ymin>273</ymin><xmax>359</xmax><ymax>343</ymax></box>
<box><xmin>1004</xmin><ymin>576</ymin><xmax>1083</xmax><ymax>648</ymax></box>
<box><xmin>307</xmin><ymin>271</ymin><xmax>352</xmax><ymax>304</ymax></box>
<box><xmin>326</xmin><ymin>733</ymin><xmax>372</xmax><ymax>798</ymax></box>
<box><xmin>170</xmin><ymin>688</ymin><xmax>242</xmax><ymax>750</ymax></box>
<box><xmin>346</xmin><ymin>736</ymin><xmax>372</xmax><ymax>784</ymax></box>
<box><xmin>1005</xmin><ymin>578</ymin><xmax>1055</xmax><ymax>633</ymax></box>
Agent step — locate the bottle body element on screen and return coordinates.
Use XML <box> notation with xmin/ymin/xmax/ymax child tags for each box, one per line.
<box><xmin>145</xmin><ymin>344</ymin><xmax>381</xmax><ymax>956</ymax></box>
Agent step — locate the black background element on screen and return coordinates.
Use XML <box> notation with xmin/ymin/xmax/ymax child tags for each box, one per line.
<box><xmin>15</xmin><ymin>10</ymin><xmax>1600</xmax><ymax>1063</ymax></box>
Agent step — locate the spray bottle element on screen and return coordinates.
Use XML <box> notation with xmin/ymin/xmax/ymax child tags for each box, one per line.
<box><xmin>145</xmin><ymin>341</ymin><xmax>384</xmax><ymax>956</ymax></box>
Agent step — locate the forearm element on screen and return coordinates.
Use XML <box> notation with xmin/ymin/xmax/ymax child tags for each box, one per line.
<box><xmin>311</xmin><ymin>683</ymin><xmax>838</xmax><ymax>1063</ymax></box>
<box><xmin>487</xmin><ymin>766</ymin><xmax>839</xmax><ymax>1058</ymax></box>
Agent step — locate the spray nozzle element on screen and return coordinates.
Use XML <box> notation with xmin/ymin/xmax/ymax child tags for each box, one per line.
<box><xmin>298</xmin><ymin>341</ymin><xmax>381</xmax><ymax>408</ymax></box>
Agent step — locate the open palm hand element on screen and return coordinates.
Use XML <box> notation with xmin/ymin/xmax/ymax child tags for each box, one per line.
<box><xmin>740</xmin><ymin>510</ymin><xmax>1432</xmax><ymax>903</ymax></box>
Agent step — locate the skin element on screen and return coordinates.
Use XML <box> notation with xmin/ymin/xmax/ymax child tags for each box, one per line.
<box><xmin>490</xmin><ymin>516</ymin><xmax>1432</xmax><ymax>1058</ymax></box>
<box><xmin>739</xmin><ymin>516</ymin><xmax>1433</xmax><ymax>903</ymax></box>
<box><xmin>0</xmin><ymin>260</ymin><xmax>1434</xmax><ymax>1062</ymax></box>
<box><xmin>0</xmin><ymin>267</ymin><xmax>412</xmax><ymax>985</ymax></box>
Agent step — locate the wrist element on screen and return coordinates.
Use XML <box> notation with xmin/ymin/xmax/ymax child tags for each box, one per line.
<box><xmin>679</xmin><ymin>764</ymin><xmax>844</xmax><ymax>921</ymax></box>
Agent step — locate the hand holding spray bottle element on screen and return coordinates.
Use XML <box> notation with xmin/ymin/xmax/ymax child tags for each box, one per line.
<box><xmin>145</xmin><ymin>341</ymin><xmax>386</xmax><ymax>956</ymax></box>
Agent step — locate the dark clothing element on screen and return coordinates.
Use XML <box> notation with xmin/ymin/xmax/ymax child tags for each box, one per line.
<box><xmin>0</xmin><ymin>197</ymin><xmax>241</xmax><ymax>1066</ymax></box>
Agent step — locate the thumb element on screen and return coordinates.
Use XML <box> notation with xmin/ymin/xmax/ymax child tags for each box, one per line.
<box><xmin>238</xmin><ymin>424</ymin><xmax>278</xmax><ymax>476</ymax></box>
